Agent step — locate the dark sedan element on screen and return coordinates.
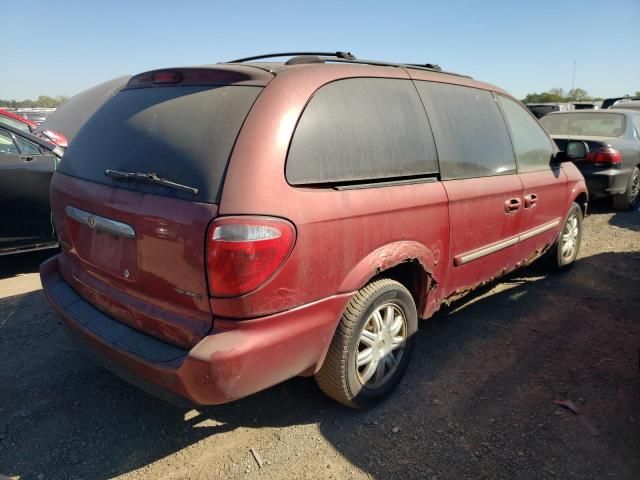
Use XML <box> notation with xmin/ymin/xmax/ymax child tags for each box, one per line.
<box><xmin>541</xmin><ymin>110</ymin><xmax>640</xmax><ymax>210</ymax></box>
<box><xmin>0</xmin><ymin>123</ymin><xmax>63</xmax><ymax>255</ymax></box>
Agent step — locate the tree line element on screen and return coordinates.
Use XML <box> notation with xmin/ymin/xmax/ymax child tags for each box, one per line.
<box><xmin>522</xmin><ymin>88</ymin><xmax>640</xmax><ymax>104</ymax></box>
<box><xmin>0</xmin><ymin>95</ymin><xmax>70</xmax><ymax>109</ymax></box>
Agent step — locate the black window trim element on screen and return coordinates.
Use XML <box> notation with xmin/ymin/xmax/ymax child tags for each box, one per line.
<box><xmin>330</xmin><ymin>174</ymin><xmax>439</xmax><ymax>190</ymax></box>
<box><xmin>284</xmin><ymin>76</ymin><xmax>442</xmax><ymax>190</ymax></box>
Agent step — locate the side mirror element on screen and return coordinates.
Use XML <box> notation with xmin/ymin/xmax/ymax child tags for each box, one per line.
<box><xmin>566</xmin><ymin>141</ymin><xmax>589</xmax><ymax>159</ymax></box>
<box><xmin>555</xmin><ymin>140</ymin><xmax>589</xmax><ymax>162</ymax></box>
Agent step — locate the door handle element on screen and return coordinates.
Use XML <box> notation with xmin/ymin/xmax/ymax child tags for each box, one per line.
<box><xmin>20</xmin><ymin>156</ymin><xmax>34</xmax><ymax>162</ymax></box>
<box><xmin>504</xmin><ymin>198</ymin><xmax>522</xmax><ymax>213</ymax></box>
<box><xmin>524</xmin><ymin>193</ymin><xmax>538</xmax><ymax>208</ymax></box>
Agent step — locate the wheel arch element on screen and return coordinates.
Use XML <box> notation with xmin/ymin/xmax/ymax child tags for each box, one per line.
<box><xmin>338</xmin><ymin>241</ymin><xmax>440</xmax><ymax>317</ymax></box>
<box><xmin>574</xmin><ymin>191</ymin><xmax>588</xmax><ymax>216</ymax></box>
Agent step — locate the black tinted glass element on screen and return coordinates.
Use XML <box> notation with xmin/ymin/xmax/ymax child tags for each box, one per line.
<box><xmin>34</xmin><ymin>76</ymin><xmax>131</xmax><ymax>143</ymax></box>
<box><xmin>415</xmin><ymin>82</ymin><xmax>516</xmax><ymax>179</ymax></box>
<box><xmin>59</xmin><ymin>85</ymin><xmax>262</xmax><ymax>203</ymax></box>
<box><xmin>286</xmin><ymin>78</ymin><xmax>438</xmax><ymax>185</ymax></box>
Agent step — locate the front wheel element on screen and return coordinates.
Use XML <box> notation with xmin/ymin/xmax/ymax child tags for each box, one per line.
<box><xmin>543</xmin><ymin>202</ymin><xmax>583</xmax><ymax>271</ymax></box>
<box><xmin>315</xmin><ymin>279</ymin><xmax>418</xmax><ymax>409</ymax></box>
<box><xmin>612</xmin><ymin>166</ymin><xmax>640</xmax><ymax>211</ymax></box>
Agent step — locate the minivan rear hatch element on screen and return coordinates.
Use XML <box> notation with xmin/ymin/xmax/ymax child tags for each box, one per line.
<box><xmin>51</xmin><ymin>66</ymin><xmax>269</xmax><ymax>348</ymax></box>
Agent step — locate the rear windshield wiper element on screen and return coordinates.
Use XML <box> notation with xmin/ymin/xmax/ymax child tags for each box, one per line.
<box><xmin>105</xmin><ymin>169</ymin><xmax>199</xmax><ymax>195</ymax></box>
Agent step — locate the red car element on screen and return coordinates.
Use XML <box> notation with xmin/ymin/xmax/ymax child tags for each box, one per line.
<box><xmin>0</xmin><ymin>109</ymin><xmax>68</xmax><ymax>148</ymax></box>
<box><xmin>40</xmin><ymin>52</ymin><xmax>588</xmax><ymax>408</ymax></box>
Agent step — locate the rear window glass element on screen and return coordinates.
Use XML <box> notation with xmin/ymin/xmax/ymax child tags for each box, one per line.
<box><xmin>540</xmin><ymin>113</ymin><xmax>626</xmax><ymax>137</ymax></box>
<box><xmin>0</xmin><ymin>115</ymin><xmax>31</xmax><ymax>133</ymax></box>
<box><xmin>286</xmin><ymin>78</ymin><xmax>438</xmax><ymax>185</ymax></box>
<box><xmin>34</xmin><ymin>76</ymin><xmax>131</xmax><ymax>143</ymax></box>
<box><xmin>415</xmin><ymin>82</ymin><xmax>516</xmax><ymax>179</ymax></box>
<box><xmin>59</xmin><ymin>85</ymin><xmax>262</xmax><ymax>203</ymax></box>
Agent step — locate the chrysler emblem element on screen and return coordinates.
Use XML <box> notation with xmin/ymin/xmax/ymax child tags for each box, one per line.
<box><xmin>88</xmin><ymin>216</ymin><xmax>96</xmax><ymax>228</ymax></box>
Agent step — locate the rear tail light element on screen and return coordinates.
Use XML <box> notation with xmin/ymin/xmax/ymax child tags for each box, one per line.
<box><xmin>586</xmin><ymin>147</ymin><xmax>622</xmax><ymax>166</ymax></box>
<box><xmin>206</xmin><ymin>217</ymin><xmax>296</xmax><ymax>297</ymax></box>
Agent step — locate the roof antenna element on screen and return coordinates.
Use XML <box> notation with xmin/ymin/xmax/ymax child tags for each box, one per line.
<box><xmin>570</xmin><ymin>60</ymin><xmax>576</xmax><ymax>99</ymax></box>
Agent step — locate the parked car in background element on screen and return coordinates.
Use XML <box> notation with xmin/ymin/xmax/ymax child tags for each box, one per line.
<box><xmin>570</xmin><ymin>102</ymin><xmax>599</xmax><ymax>110</ymax></box>
<box><xmin>0</xmin><ymin>123</ymin><xmax>64</xmax><ymax>256</ymax></box>
<box><xmin>611</xmin><ymin>100</ymin><xmax>640</xmax><ymax>111</ymax></box>
<box><xmin>15</xmin><ymin>108</ymin><xmax>55</xmax><ymax>125</ymax></box>
<box><xmin>541</xmin><ymin>110</ymin><xmax>640</xmax><ymax>210</ymax></box>
<box><xmin>0</xmin><ymin>108</ymin><xmax>68</xmax><ymax>148</ymax></box>
<box><xmin>602</xmin><ymin>96</ymin><xmax>640</xmax><ymax>109</ymax></box>
<box><xmin>526</xmin><ymin>103</ymin><xmax>569</xmax><ymax>119</ymax></box>
<box><xmin>0</xmin><ymin>108</ymin><xmax>37</xmax><ymax>133</ymax></box>
<box><xmin>40</xmin><ymin>52</ymin><xmax>587</xmax><ymax>409</ymax></box>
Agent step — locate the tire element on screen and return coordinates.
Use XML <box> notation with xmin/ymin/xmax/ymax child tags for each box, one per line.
<box><xmin>612</xmin><ymin>166</ymin><xmax>640</xmax><ymax>211</ymax></box>
<box><xmin>543</xmin><ymin>202</ymin><xmax>583</xmax><ymax>271</ymax></box>
<box><xmin>315</xmin><ymin>278</ymin><xmax>418</xmax><ymax>409</ymax></box>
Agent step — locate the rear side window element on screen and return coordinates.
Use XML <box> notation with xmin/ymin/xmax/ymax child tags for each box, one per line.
<box><xmin>59</xmin><ymin>85</ymin><xmax>262</xmax><ymax>203</ymax></box>
<box><xmin>415</xmin><ymin>82</ymin><xmax>516</xmax><ymax>179</ymax></box>
<box><xmin>540</xmin><ymin>112</ymin><xmax>626</xmax><ymax>137</ymax></box>
<box><xmin>496</xmin><ymin>96</ymin><xmax>554</xmax><ymax>172</ymax></box>
<box><xmin>0</xmin><ymin>130</ymin><xmax>19</xmax><ymax>154</ymax></box>
<box><xmin>286</xmin><ymin>78</ymin><xmax>438</xmax><ymax>185</ymax></box>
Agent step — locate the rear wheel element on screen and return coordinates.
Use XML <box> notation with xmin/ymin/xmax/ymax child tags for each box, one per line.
<box><xmin>612</xmin><ymin>167</ymin><xmax>640</xmax><ymax>211</ymax></box>
<box><xmin>315</xmin><ymin>279</ymin><xmax>418</xmax><ymax>409</ymax></box>
<box><xmin>543</xmin><ymin>202</ymin><xmax>583</xmax><ymax>270</ymax></box>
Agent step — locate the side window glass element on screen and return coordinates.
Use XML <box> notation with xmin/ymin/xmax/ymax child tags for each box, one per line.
<box><xmin>0</xmin><ymin>130</ymin><xmax>19</xmax><ymax>154</ymax></box>
<box><xmin>0</xmin><ymin>115</ymin><xmax>31</xmax><ymax>133</ymax></box>
<box><xmin>414</xmin><ymin>81</ymin><xmax>516</xmax><ymax>179</ymax></box>
<box><xmin>496</xmin><ymin>95</ymin><xmax>554</xmax><ymax>172</ymax></box>
<box><xmin>286</xmin><ymin>78</ymin><xmax>438</xmax><ymax>185</ymax></box>
<box><xmin>15</xmin><ymin>136</ymin><xmax>42</xmax><ymax>155</ymax></box>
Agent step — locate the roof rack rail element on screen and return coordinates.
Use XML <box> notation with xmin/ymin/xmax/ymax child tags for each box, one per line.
<box><xmin>225</xmin><ymin>52</ymin><xmax>469</xmax><ymax>78</ymax></box>
<box><xmin>226</xmin><ymin>51</ymin><xmax>356</xmax><ymax>63</ymax></box>
<box><xmin>319</xmin><ymin>57</ymin><xmax>469</xmax><ymax>78</ymax></box>
<box><xmin>407</xmin><ymin>63</ymin><xmax>442</xmax><ymax>71</ymax></box>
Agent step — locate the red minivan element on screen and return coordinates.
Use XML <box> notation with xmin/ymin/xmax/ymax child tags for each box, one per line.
<box><xmin>41</xmin><ymin>52</ymin><xmax>588</xmax><ymax>408</ymax></box>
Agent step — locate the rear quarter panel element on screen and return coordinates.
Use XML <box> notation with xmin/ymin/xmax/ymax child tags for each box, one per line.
<box><xmin>216</xmin><ymin>65</ymin><xmax>452</xmax><ymax>319</ymax></box>
<box><xmin>560</xmin><ymin>161</ymin><xmax>589</xmax><ymax>208</ymax></box>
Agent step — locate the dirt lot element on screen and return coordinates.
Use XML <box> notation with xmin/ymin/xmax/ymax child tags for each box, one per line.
<box><xmin>1</xmin><ymin>201</ymin><xmax>638</xmax><ymax>480</ymax></box>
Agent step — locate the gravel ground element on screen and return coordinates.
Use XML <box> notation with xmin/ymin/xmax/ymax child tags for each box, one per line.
<box><xmin>0</xmin><ymin>200</ymin><xmax>638</xmax><ymax>480</ymax></box>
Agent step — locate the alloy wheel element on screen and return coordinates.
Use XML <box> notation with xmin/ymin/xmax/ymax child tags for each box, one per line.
<box><xmin>630</xmin><ymin>171</ymin><xmax>640</xmax><ymax>205</ymax></box>
<box><xmin>561</xmin><ymin>213</ymin><xmax>580</xmax><ymax>260</ymax></box>
<box><xmin>355</xmin><ymin>303</ymin><xmax>407</xmax><ymax>389</ymax></box>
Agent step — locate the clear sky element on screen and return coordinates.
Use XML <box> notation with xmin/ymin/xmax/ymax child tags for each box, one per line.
<box><xmin>2</xmin><ymin>0</ymin><xmax>639</xmax><ymax>101</ymax></box>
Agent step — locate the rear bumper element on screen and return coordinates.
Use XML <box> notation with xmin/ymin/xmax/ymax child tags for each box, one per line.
<box><xmin>579</xmin><ymin>166</ymin><xmax>632</xmax><ymax>198</ymax></box>
<box><xmin>40</xmin><ymin>255</ymin><xmax>350</xmax><ymax>405</ymax></box>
